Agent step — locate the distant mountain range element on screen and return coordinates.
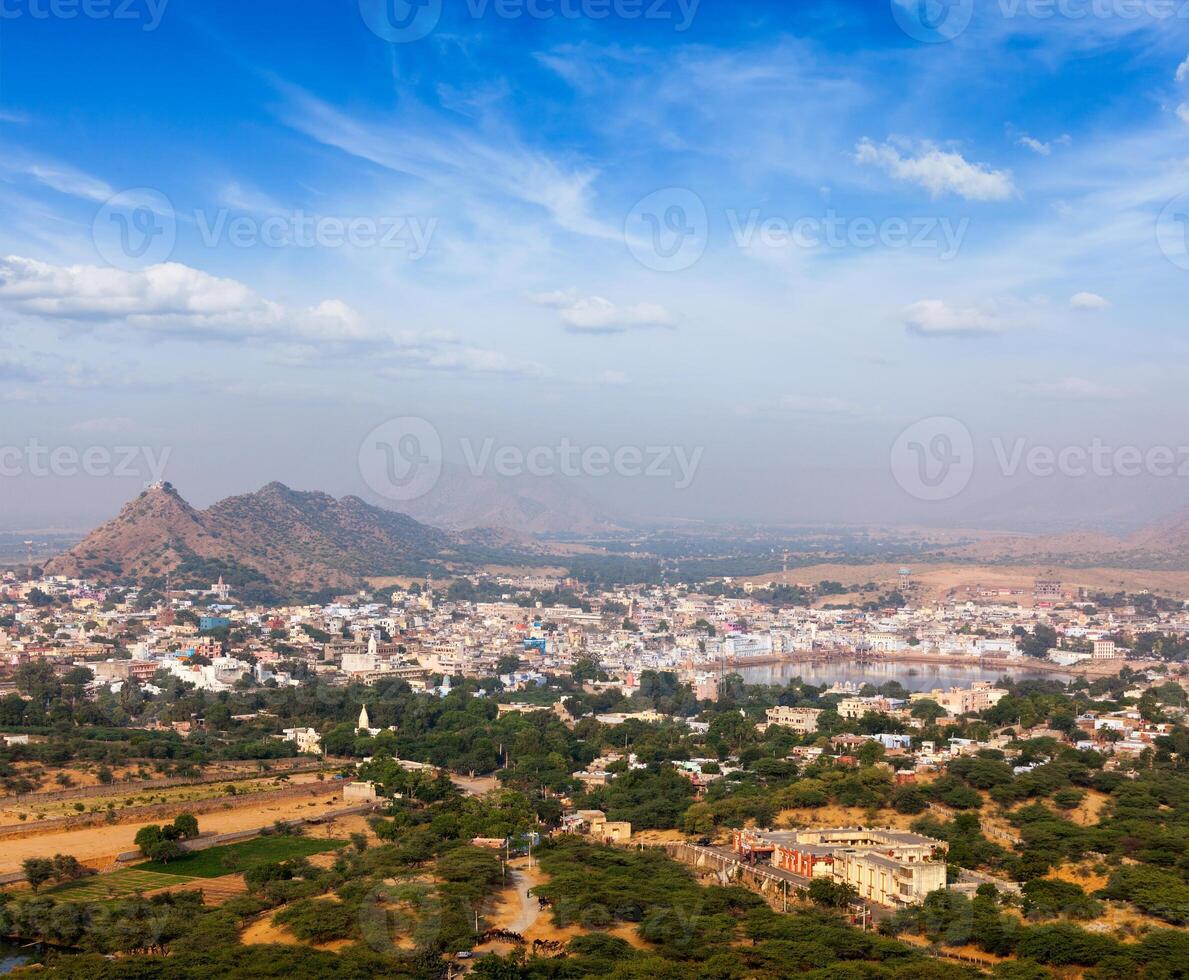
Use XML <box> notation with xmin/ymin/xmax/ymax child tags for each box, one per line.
<box><xmin>43</xmin><ymin>482</ymin><xmax>536</xmax><ymax>596</ymax></box>
<box><xmin>398</xmin><ymin>466</ymin><xmax>624</xmax><ymax>536</ymax></box>
<box><xmin>953</xmin><ymin>503</ymin><xmax>1189</xmax><ymax>568</ymax></box>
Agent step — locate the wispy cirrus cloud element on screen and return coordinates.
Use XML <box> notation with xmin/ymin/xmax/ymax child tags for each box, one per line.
<box><xmin>278</xmin><ymin>86</ymin><xmax>613</xmax><ymax>240</ymax></box>
<box><xmin>0</xmin><ymin>153</ymin><xmax>114</xmax><ymax>203</ymax></box>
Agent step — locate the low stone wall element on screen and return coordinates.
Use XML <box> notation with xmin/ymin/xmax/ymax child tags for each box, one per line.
<box><xmin>0</xmin><ymin>760</ymin><xmax>334</xmax><ymax>806</ymax></box>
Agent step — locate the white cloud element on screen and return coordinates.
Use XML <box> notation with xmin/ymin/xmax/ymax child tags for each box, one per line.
<box><xmin>1176</xmin><ymin>55</ymin><xmax>1189</xmax><ymax>83</ymax></box>
<box><xmin>1016</xmin><ymin>134</ymin><xmax>1071</xmax><ymax>156</ymax></box>
<box><xmin>855</xmin><ymin>138</ymin><xmax>1015</xmax><ymax>201</ymax></box>
<box><xmin>0</xmin><ymin>255</ymin><xmax>371</xmax><ymax>343</ymax></box>
<box><xmin>1070</xmin><ymin>291</ymin><xmax>1111</xmax><ymax>311</ymax></box>
<box><xmin>387</xmin><ymin>346</ymin><xmax>551</xmax><ymax>378</ymax></box>
<box><xmin>0</xmin><ymin>256</ymin><xmax>554</xmax><ymax>380</ymax></box>
<box><xmin>1021</xmin><ymin>377</ymin><xmax>1124</xmax><ymax>400</ymax></box>
<box><xmin>1177</xmin><ymin>103</ymin><xmax>1189</xmax><ymax>126</ymax></box>
<box><xmin>901</xmin><ymin>299</ymin><xmax>1005</xmax><ymax>337</ymax></box>
<box><xmin>529</xmin><ymin>290</ymin><xmax>674</xmax><ymax>333</ymax></box>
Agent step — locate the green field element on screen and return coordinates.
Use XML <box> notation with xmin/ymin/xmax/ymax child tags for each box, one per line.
<box><xmin>46</xmin><ymin>868</ymin><xmax>196</xmax><ymax>900</ymax></box>
<box><xmin>137</xmin><ymin>835</ymin><xmax>345</xmax><ymax>878</ymax></box>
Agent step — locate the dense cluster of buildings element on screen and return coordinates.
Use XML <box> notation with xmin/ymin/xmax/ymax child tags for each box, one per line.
<box><xmin>0</xmin><ymin>569</ymin><xmax>1183</xmax><ymax>762</ymax></box>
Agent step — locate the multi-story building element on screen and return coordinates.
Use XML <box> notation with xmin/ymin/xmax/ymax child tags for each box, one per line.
<box><xmin>837</xmin><ymin>696</ymin><xmax>899</xmax><ymax>719</ymax></box>
<box><xmin>910</xmin><ymin>682</ymin><xmax>1006</xmax><ymax>717</ymax></box>
<box><xmin>1093</xmin><ymin>639</ymin><xmax>1120</xmax><ymax>660</ymax></box>
<box><xmin>733</xmin><ymin>827</ymin><xmax>947</xmax><ymax>907</ymax></box>
<box><xmin>763</xmin><ymin>705</ymin><xmax>823</xmax><ymax>734</ymax></box>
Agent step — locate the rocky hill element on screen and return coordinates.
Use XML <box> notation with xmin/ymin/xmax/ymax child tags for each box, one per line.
<box><xmin>44</xmin><ymin>482</ymin><xmax>464</xmax><ymax>595</ymax></box>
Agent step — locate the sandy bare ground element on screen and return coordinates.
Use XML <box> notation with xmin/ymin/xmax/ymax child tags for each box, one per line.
<box><xmin>142</xmin><ymin>873</ymin><xmax>247</xmax><ymax>905</ymax></box>
<box><xmin>1063</xmin><ymin>790</ymin><xmax>1111</xmax><ymax>827</ymax></box>
<box><xmin>0</xmin><ymin>771</ymin><xmax>334</xmax><ymax>825</ymax></box>
<box><xmin>776</xmin><ymin>805</ymin><xmax>923</xmax><ymax>833</ymax></box>
<box><xmin>476</xmin><ymin>859</ymin><xmax>649</xmax><ymax>953</ymax></box>
<box><xmin>744</xmin><ymin>562</ymin><xmax>1189</xmax><ymax>604</ymax></box>
<box><xmin>0</xmin><ymin>788</ymin><xmax>346</xmax><ymax>874</ymax></box>
<box><xmin>240</xmin><ymin>902</ymin><xmax>353</xmax><ymax>951</ymax></box>
<box><xmin>451</xmin><ymin>774</ymin><xmax>498</xmax><ymax>797</ymax></box>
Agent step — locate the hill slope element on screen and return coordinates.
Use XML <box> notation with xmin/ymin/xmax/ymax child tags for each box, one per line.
<box><xmin>44</xmin><ymin>482</ymin><xmax>460</xmax><ymax>594</ymax></box>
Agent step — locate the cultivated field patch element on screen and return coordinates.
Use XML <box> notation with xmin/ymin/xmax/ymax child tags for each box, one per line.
<box><xmin>45</xmin><ymin>868</ymin><xmax>195</xmax><ymax>900</ymax></box>
<box><xmin>138</xmin><ymin>835</ymin><xmax>346</xmax><ymax>878</ymax></box>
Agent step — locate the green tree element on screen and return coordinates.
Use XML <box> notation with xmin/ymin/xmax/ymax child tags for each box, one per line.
<box><xmin>22</xmin><ymin>857</ymin><xmax>54</xmax><ymax>892</ymax></box>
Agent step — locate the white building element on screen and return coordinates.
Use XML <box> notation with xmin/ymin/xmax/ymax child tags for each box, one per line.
<box><xmin>281</xmin><ymin>727</ymin><xmax>323</xmax><ymax>755</ymax></box>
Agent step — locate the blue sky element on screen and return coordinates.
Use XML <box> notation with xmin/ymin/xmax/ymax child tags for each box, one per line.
<box><xmin>1</xmin><ymin>1</ymin><xmax>1188</xmax><ymax>531</ymax></box>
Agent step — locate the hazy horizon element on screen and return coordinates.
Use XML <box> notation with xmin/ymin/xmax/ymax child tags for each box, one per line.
<box><xmin>3</xmin><ymin>2</ymin><xmax>1189</xmax><ymax>536</ymax></box>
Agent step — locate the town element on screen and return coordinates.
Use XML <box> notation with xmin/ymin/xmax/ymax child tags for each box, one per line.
<box><xmin>0</xmin><ymin>561</ymin><xmax>1185</xmax><ymax>974</ymax></box>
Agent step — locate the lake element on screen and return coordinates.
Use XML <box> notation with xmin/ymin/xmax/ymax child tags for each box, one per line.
<box><xmin>0</xmin><ymin>943</ymin><xmax>32</xmax><ymax>974</ymax></box>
